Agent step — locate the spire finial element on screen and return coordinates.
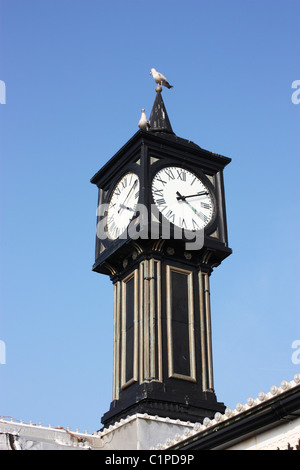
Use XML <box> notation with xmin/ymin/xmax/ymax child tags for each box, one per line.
<box><xmin>155</xmin><ymin>85</ymin><xmax>162</xmax><ymax>93</ymax></box>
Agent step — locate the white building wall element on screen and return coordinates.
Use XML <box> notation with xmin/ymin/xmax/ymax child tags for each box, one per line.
<box><xmin>228</xmin><ymin>417</ymin><xmax>300</xmax><ymax>451</ymax></box>
<box><xmin>0</xmin><ymin>414</ymin><xmax>194</xmax><ymax>451</ymax></box>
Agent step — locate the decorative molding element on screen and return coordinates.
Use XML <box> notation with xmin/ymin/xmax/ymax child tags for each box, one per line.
<box><xmin>154</xmin><ymin>374</ymin><xmax>300</xmax><ymax>450</ymax></box>
<box><xmin>199</xmin><ymin>271</ymin><xmax>214</xmax><ymax>391</ymax></box>
<box><xmin>131</xmin><ymin>241</ymin><xmax>143</xmax><ymax>255</ymax></box>
<box><xmin>139</xmin><ymin>260</ymin><xmax>163</xmax><ymax>383</ymax></box>
<box><xmin>112</xmin><ymin>281</ymin><xmax>121</xmax><ymax>400</ymax></box>
<box><xmin>152</xmin><ymin>239</ymin><xmax>165</xmax><ymax>252</ymax></box>
<box><xmin>104</xmin><ymin>262</ymin><xmax>117</xmax><ymax>276</ymax></box>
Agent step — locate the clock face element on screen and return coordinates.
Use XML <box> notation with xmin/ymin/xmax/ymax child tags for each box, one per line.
<box><xmin>107</xmin><ymin>172</ymin><xmax>140</xmax><ymax>240</ymax></box>
<box><xmin>152</xmin><ymin>166</ymin><xmax>214</xmax><ymax>231</ymax></box>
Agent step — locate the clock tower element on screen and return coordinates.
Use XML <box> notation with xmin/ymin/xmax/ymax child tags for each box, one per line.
<box><xmin>91</xmin><ymin>87</ymin><xmax>232</xmax><ymax>428</ymax></box>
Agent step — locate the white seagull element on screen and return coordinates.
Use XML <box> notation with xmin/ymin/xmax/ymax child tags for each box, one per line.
<box><xmin>150</xmin><ymin>68</ymin><xmax>173</xmax><ymax>89</ymax></box>
<box><xmin>138</xmin><ymin>109</ymin><xmax>150</xmax><ymax>131</ymax></box>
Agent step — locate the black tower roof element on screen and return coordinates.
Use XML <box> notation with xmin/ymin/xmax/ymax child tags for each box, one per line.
<box><xmin>148</xmin><ymin>87</ymin><xmax>174</xmax><ymax>134</ymax></box>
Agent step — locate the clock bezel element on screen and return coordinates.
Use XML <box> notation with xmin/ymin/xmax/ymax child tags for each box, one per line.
<box><xmin>96</xmin><ymin>163</ymin><xmax>142</xmax><ymax>255</ymax></box>
<box><xmin>150</xmin><ymin>161</ymin><xmax>218</xmax><ymax>237</ymax></box>
<box><xmin>106</xmin><ymin>170</ymin><xmax>141</xmax><ymax>241</ymax></box>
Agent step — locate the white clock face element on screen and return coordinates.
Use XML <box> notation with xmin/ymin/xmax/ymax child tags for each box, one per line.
<box><xmin>152</xmin><ymin>166</ymin><xmax>214</xmax><ymax>231</ymax></box>
<box><xmin>107</xmin><ymin>172</ymin><xmax>140</xmax><ymax>240</ymax></box>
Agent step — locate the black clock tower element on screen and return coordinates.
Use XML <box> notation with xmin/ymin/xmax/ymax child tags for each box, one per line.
<box><xmin>91</xmin><ymin>87</ymin><xmax>232</xmax><ymax>427</ymax></box>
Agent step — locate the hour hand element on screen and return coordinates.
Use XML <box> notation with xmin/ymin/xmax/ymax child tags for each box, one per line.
<box><xmin>119</xmin><ymin>204</ymin><xmax>134</xmax><ymax>212</ymax></box>
<box><xmin>176</xmin><ymin>191</ymin><xmax>208</xmax><ymax>201</ymax></box>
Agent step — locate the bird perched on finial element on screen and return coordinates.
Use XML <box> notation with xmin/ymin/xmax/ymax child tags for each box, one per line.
<box><xmin>150</xmin><ymin>68</ymin><xmax>173</xmax><ymax>89</ymax></box>
<box><xmin>138</xmin><ymin>109</ymin><xmax>150</xmax><ymax>131</ymax></box>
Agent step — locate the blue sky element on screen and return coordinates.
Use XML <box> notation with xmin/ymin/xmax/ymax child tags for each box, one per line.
<box><xmin>0</xmin><ymin>0</ymin><xmax>299</xmax><ymax>433</ymax></box>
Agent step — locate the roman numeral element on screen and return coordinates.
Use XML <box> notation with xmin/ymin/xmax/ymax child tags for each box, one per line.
<box><xmin>155</xmin><ymin>176</ymin><xmax>167</xmax><ymax>186</ymax></box>
<box><xmin>176</xmin><ymin>169</ymin><xmax>186</xmax><ymax>181</ymax></box>
<box><xmin>156</xmin><ymin>198</ymin><xmax>166</xmax><ymax>206</ymax></box>
<box><xmin>179</xmin><ymin>217</ymin><xmax>187</xmax><ymax>229</ymax></box>
<box><xmin>164</xmin><ymin>168</ymin><xmax>175</xmax><ymax>180</ymax></box>
<box><xmin>109</xmin><ymin>220</ymin><xmax>116</xmax><ymax>233</ymax></box>
<box><xmin>201</xmin><ymin>202</ymin><xmax>211</xmax><ymax>209</ymax></box>
<box><xmin>192</xmin><ymin>218</ymin><xmax>200</xmax><ymax>230</ymax></box>
<box><xmin>114</xmin><ymin>187</ymin><xmax>121</xmax><ymax>196</ymax></box>
<box><xmin>165</xmin><ymin>209</ymin><xmax>175</xmax><ymax>223</ymax></box>
<box><xmin>153</xmin><ymin>187</ymin><xmax>164</xmax><ymax>197</ymax></box>
<box><xmin>197</xmin><ymin>211</ymin><xmax>208</xmax><ymax>223</ymax></box>
<box><xmin>121</xmin><ymin>178</ymin><xmax>127</xmax><ymax>189</ymax></box>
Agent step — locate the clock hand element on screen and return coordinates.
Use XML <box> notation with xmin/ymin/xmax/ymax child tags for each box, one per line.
<box><xmin>176</xmin><ymin>192</ymin><xmax>206</xmax><ymax>223</ymax></box>
<box><xmin>118</xmin><ymin>180</ymin><xmax>138</xmax><ymax>213</ymax></box>
<box><xmin>176</xmin><ymin>191</ymin><xmax>208</xmax><ymax>201</ymax></box>
<box><xmin>119</xmin><ymin>204</ymin><xmax>134</xmax><ymax>212</ymax></box>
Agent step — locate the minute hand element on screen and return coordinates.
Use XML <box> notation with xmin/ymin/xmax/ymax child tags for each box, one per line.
<box><xmin>176</xmin><ymin>191</ymin><xmax>208</xmax><ymax>201</ymax></box>
<box><xmin>176</xmin><ymin>192</ymin><xmax>206</xmax><ymax>222</ymax></box>
<box><xmin>118</xmin><ymin>180</ymin><xmax>138</xmax><ymax>213</ymax></box>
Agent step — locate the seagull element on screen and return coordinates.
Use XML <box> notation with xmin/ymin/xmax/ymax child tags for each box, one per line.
<box><xmin>150</xmin><ymin>68</ymin><xmax>173</xmax><ymax>89</ymax></box>
<box><xmin>138</xmin><ymin>109</ymin><xmax>150</xmax><ymax>131</ymax></box>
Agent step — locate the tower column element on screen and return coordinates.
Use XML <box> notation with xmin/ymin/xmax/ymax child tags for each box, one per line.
<box><xmin>112</xmin><ymin>281</ymin><xmax>121</xmax><ymax>401</ymax></box>
<box><xmin>139</xmin><ymin>258</ymin><xmax>163</xmax><ymax>384</ymax></box>
<box><xmin>199</xmin><ymin>270</ymin><xmax>214</xmax><ymax>392</ymax></box>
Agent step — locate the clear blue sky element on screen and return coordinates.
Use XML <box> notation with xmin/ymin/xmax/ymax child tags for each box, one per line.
<box><xmin>0</xmin><ymin>0</ymin><xmax>299</xmax><ymax>433</ymax></box>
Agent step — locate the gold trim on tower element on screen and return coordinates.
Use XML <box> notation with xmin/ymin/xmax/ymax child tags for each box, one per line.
<box><xmin>112</xmin><ymin>281</ymin><xmax>121</xmax><ymax>400</ymax></box>
<box><xmin>199</xmin><ymin>270</ymin><xmax>214</xmax><ymax>391</ymax></box>
<box><xmin>139</xmin><ymin>259</ymin><xmax>163</xmax><ymax>384</ymax></box>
